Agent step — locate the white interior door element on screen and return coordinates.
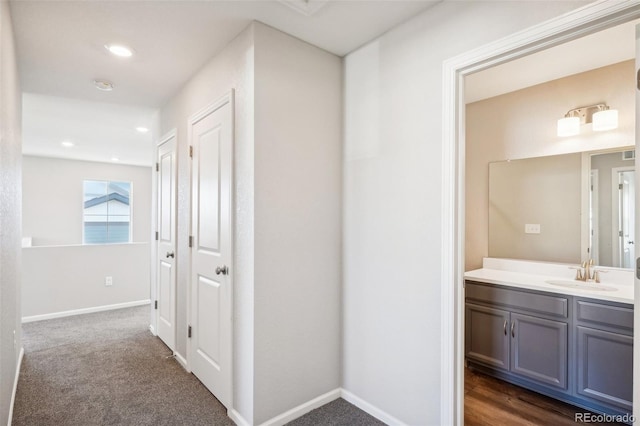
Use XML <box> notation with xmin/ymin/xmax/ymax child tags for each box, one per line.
<box><xmin>189</xmin><ymin>92</ymin><xmax>233</xmax><ymax>409</ymax></box>
<box><xmin>618</xmin><ymin>170</ymin><xmax>635</xmax><ymax>269</ymax></box>
<box><xmin>156</xmin><ymin>132</ymin><xmax>177</xmax><ymax>351</ymax></box>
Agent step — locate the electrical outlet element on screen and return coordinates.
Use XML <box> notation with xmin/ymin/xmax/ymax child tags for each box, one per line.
<box><xmin>105</xmin><ymin>276</ymin><xmax>113</xmax><ymax>286</ymax></box>
<box><xmin>524</xmin><ymin>224</ymin><xmax>541</xmax><ymax>234</ymax></box>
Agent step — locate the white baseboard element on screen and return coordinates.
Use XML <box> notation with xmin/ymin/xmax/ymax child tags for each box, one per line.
<box><xmin>174</xmin><ymin>351</ymin><xmax>189</xmax><ymax>372</ymax></box>
<box><xmin>149</xmin><ymin>324</ymin><xmax>156</xmax><ymax>335</ymax></box>
<box><xmin>7</xmin><ymin>347</ymin><xmax>24</xmax><ymax>426</ymax></box>
<box><xmin>229</xmin><ymin>409</ymin><xmax>251</xmax><ymax>426</ymax></box>
<box><xmin>21</xmin><ymin>299</ymin><xmax>151</xmax><ymax>323</ymax></box>
<box><xmin>259</xmin><ymin>388</ymin><xmax>341</xmax><ymax>426</ymax></box>
<box><xmin>340</xmin><ymin>388</ymin><xmax>406</xmax><ymax>426</ymax></box>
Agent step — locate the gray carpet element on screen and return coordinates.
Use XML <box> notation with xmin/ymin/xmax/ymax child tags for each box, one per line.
<box><xmin>13</xmin><ymin>305</ymin><xmax>385</xmax><ymax>426</ymax></box>
<box><xmin>287</xmin><ymin>399</ymin><xmax>385</xmax><ymax>426</ymax></box>
<box><xmin>13</xmin><ymin>306</ymin><xmax>234</xmax><ymax>426</ymax></box>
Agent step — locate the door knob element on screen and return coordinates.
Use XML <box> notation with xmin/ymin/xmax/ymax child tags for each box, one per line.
<box><xmin>216</xmin><ymin>265</ymin><xmax>229</xmax><ymax>275</ymax></box>
<box><xmin>166</xmin><ymin>251</ymin><xmax>175</xmax><ymax>258</ymax></box>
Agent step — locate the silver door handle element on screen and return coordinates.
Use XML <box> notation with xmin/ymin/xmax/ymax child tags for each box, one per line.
<box><xmin>503</xmin><ymin>320</ymin><xmax>507</xmax><ymax>336</ymax></box>
<box><xmin>511</xmin><ymin>321</ymin><xmax>515</xmax><ymax>338</ymax></box>
<box><xmin>216</xmin><ymin>265</ymin><xmax>229</xmax><ymax>275</ymax></box>
<box><xmin>166</xmin><ymin>251</ymin><xmax>175</xmax><ymax>258</ymax></box>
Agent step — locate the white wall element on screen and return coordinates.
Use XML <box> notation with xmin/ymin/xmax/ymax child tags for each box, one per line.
<box><xmin>22</xmin><ymin>156</ymin><xmax>152</xmax><ymax>246</ymax></box>
<box><xmin>159</xmin><ymin>23</ymin><xmax>256</xmax><ymax>421</ymax></box>
<box><xmin>20</xmin><ymin>156</ymin><xmax>152</xmax><ymax>318</ymax></box>
<box><xmin>22</xmin><ymin>243</ymin><xmax>149</xmax><ymax>318</ymax></box>
<box><xmin>253</xmin><ymin>23</ymin><xmax>342</xmax><ymax>424</ymax></box>
<box><xmin>0</xmin><ymin>1</ymin><xmax>22</xmax><ymax>423</ymax></box>
<box><xmin>343</xmin><ymin>1</ymin><xmax>591</xmax><ymax>424</ymax></box>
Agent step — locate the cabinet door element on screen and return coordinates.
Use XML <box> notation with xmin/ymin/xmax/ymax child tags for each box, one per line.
<box><xmin>510</xmin><ymin>313</ymin><xmax>568</xmax><ymax>389</ymax></box>
<box><xmin>576</xmin><ymin>326</ymin><xmax>633</xmax><ymax>411</ymax></box>
<box><xmin>465</xmin><ymin>304</ymin><xmax>509</xmax><ymax>370</ymax></box>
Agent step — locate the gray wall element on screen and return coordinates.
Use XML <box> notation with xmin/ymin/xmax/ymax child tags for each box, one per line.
<box><xmin>20</xmin><ymin>156</ymin><xmax>152</xmax><ymax>318</ymax></box>
<box><xmin>159</xmin><ymin>22</ymin><xmax>342</xmax><ymax>424</ymax></box>
<box><xmin>22</xmin><ymin>156</ymin><xmax>152</xmax><ymax>246</ymax></box>
<box><xmin>159</xmin><ymin>23</ymin><xmax>256</xmax><ymax>421</ymax></box>
<box><xmin>0</xmin><ymin>1</ymin><xmax>22</xmax><ymax>423</ymax></box>
<box><xmin>253</xmin><ymin>23</ymin><xmax>342</xmax><ymax>424</ymax></box>
<box><xmin>342</xmin><ymin>1</ymin><xmax>590</xmax><ymax>424</ymax></box>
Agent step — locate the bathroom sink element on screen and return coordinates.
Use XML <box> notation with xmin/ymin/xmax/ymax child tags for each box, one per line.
<box><xmin>545</xmin><ymin>279</ymin><xmax>617</xmax><ymax>292</ymax></box>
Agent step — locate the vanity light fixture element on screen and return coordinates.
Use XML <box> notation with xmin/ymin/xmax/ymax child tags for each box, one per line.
<box><xmin>557</xmin><ymin>115</ymin><xmax>580</xmax><ymax>137</ymax></box>
<box><xmin>592</xmin><ymin>107</ymin><xmax>618</xmax><ymax>131</ymax></box>
<box><xmin>557</xmin><ymin>103</ymin><xmax>618</xmax><ymax>137</ymax></box>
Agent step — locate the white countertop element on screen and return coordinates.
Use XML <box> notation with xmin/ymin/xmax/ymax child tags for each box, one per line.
<box><xmin>465</xmin><ymin>259</ymin><xmax>634</xmax><ymax>305</ymax></box>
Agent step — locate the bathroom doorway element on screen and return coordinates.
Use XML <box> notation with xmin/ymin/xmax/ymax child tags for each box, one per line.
<box><xmin>440</xmin><ymin>3</ymin><xmax>640</xmax><ymax>424</ymax></box>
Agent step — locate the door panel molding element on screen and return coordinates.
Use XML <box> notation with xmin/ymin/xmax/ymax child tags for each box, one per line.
<box><xmin>187</xmin><ymin>90</ymin><xmax>234</xmax><ymax>410</ymax></box>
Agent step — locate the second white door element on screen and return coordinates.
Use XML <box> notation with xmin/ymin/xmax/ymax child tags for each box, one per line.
<box><xmin>189</xmin><ymin>92</ymin><xmax>233</xmax><ymax>409</ymax></box>
<box><xmin>156</xmin><ymin>132</ymin><xmax>177</xmax><ymax>351</ymax></box>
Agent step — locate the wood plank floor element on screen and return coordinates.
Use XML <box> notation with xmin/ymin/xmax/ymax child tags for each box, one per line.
<box><xmin>464</xmin><ymin>368</ymin><xmax>627</xmax><ymax>426</ymax></box>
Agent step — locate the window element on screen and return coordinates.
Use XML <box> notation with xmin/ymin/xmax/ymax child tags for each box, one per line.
<box><xmin>83</xmin><ymin>180</ymin><xmax>132</xmax><ymax>244</ymax></box>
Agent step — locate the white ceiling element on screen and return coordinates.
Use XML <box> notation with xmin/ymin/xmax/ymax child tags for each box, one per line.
<box><xmin>12</xmin><ymin>2</ymin><xmax>639</xmax><ymax>167</ymax></box>
<box><xmin>465</xmin><ymin>19</ymin><xmax>640</xmax><ymax>104</ymax></box>
<box><xmin>13</xmin><ymin>0</ymin><xmax>441</xmax><ymax>166</ymax></box>
<box><xmin>11</xmin><ymin>0</ymin><xmax>441</xmax><ymax>108</ymax></box>
<box><xmin>22</xmin><ymin>94</ymin><xmax>156</xmax><ymax>166</ymax></box>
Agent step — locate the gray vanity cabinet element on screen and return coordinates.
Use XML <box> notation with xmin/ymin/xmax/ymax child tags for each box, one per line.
<box><xmin>465</xmin><ymin>304</ymin><xmax>510</xmax><ymax>370</ymax></box>
<box><xmin>465</xmin><ymin>282</ymin><xmax>569</xmax><ymax>391</ymax></box>
<box><xmin>466</xmin><ymin>280</ymin><xmax>634</xmax><ymax>419</ymax></box>
<box><xmin>510</xmin><ymin>312</ymin><xmax>568</xmax><ymax>389</ymax></box>
<box><xmin>575</xmin><ymin>299</ymin><xmax>634</xmax><ymax>412</ymax></box>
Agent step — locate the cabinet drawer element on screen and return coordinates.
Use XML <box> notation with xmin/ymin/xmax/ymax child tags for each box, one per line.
<box><xmin>466</xmin><ymin>281</ymin><xmax>567</xmax><ymax>318</ymax></box>
<box><xmin>576</xmin><ymin>300</ymin><xmax>633</xmax><ymax>332</ymax></box>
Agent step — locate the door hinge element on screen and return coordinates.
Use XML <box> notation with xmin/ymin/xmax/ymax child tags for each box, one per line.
<box><xmin>188</xmin><ymin>325</ymin><xmax>192</xmax><ymax>338</ymax></box>
<box><xmin>154</xmin><ymin>300</ymin><xmax>158</xmax><ymax>310</ymax></box>
<box><xmin>156</xmin><ymin>162</ymin><xmax>159</xmax><ymax>172</ymax></box>
<box><xmin>189</xmin><ymin>235</ymin><xmax>193</xmax><ymax>248</ymax></box>
<box><xmin>155</xmin><ymin>231</ymin><xmax>159</xmax><ymax>241</ymax></box>
<box><xmin>189</xmin><ymin>146</ymin><xmax>193</xmax><ymax>158</ymax></box>
<box><xmin>619</xmin><ymin>183</ymin><xmax>623</xmax><ymax>190</ymax></box>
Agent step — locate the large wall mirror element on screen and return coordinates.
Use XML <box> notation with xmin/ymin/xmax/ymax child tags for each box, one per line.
<box><xmin>489</xmin><ymin>148</ymin><xmax>635</xmax><ymax>269</ymax></box>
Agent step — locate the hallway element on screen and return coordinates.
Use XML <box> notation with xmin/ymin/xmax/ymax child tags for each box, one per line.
<box><xmin>13</xmin><ymin>306</ymin><xmax>233</xmax><ymax>425</ymax></box>
<box><xmin>12</xmin><ymin>307</ymin><xmax>382</xmax><ymax>426</ymax></box>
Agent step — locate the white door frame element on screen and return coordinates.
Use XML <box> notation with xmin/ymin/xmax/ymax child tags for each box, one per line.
<box><xmin>186</xmin><ymin>90</ymin><xmax>235</xmax><ymax>408</ymax></box>
<box><xmin>612</xmin><ymin>166</ymin><xmax>635</xmax><ymax>268</ymax></box>
<box><xmin>154</xmin><ymin>129</ymin><xmax>178</xmax><ymax>342</ymax></box>
<box><xmin>441</xmin><ymin>2</ymin><xmax>640</xmax><ymax>424</ymax></box>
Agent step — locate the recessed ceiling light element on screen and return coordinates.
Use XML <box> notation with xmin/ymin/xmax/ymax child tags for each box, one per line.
<box><xmin>135</xmin><ymin>127</ymin><xmax>149</xmax><ymax>133</ymax></box>
<box><xmin>105</xmin><ymin>44</ymin><xmax>134</xmax><ymax>58</ymax></box>
<box><xmin>111</xmin><ymin>157</ymin><xmax>119</xmax><ymax>162</ymax></box>
<box><xmin>94</xmin><ymin>79</ymin><xmax>114</xmax><ymax>91</ymax></box>
<box><xmin>61</xmin><ymin>141</ymin><xmax>74</xmax><ymax>148</ymax></box>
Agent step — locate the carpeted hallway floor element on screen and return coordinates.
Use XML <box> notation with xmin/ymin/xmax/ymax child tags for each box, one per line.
<box><xmin>12</xmin><ymin>305</ymin><xmax>385</xmax><ymax>426</ymax></box>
